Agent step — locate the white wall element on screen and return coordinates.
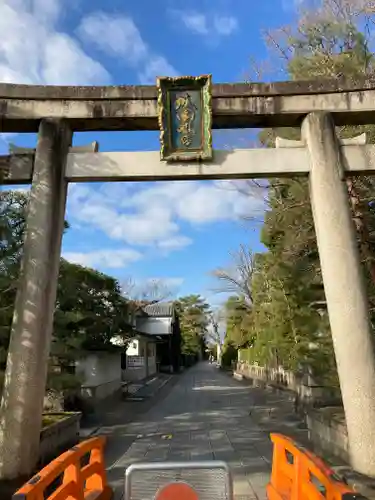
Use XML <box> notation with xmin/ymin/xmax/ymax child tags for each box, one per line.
<box><xmin>148</xmin><ymin>357</ymin><xmax>157</xmax><ymax>376</ymax></box>
<box><xmin>76</xmin><ymin>352</ymin><xmax>122</xmax><ymax>400</ymax></box>
<box><xmin>126</xmin><ymin>337</ymin><xmax>150</xmax><ymax>356</ymax></box>
<box><xmin>126</xmin><ymin>338</ymin><xmax>140</xmax><ymax>356</ymax></box>
<box><xmin>123</xmin><ymin>341</ymin><xmax>157</xmax><ymax>381</ymax></box>
<box><xmin>136</xmin><ymin>317</ymin><xmax>172</xmax><ymax>335</ymax></box>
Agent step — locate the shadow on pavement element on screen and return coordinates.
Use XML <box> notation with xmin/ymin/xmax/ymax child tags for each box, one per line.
<box><xmin>103</xmin><ymin>363</ymin><xmax>291</xmax><ymax>500</ymax></box>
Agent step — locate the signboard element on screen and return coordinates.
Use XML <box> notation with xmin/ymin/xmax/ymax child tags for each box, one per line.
<box><xmin>127</xmin><ymin>356</ymin><xmax>144</xmax><ymax>367</ymax></box>
<box><xmin>157</xmin><ymin>75</ymin><xmax>213</xmax><ymax>162</ymax></box>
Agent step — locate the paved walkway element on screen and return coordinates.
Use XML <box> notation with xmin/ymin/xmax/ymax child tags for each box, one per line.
<box><xmin>104</xmin><ymin>363</ymin><xmax>273</xmax><ymax>500</ymax></box>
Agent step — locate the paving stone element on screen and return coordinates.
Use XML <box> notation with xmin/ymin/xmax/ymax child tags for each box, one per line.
<box><xmin>247</xmin><ymin>471</ymin><xmax>271</xmax><ymax>500</ymax></box>
<box><xmin>233</xmin><ymin>478</ymin><xmax>256</xmax><ymax>498</ymax></box>
<box><xmin>190</xmin><ymin>450</ymin><xmax>215</xmax><ymax>460</ymax></box>
<box><xmin>104</xmin><ymin>363</ymin><xmax>273</xmax><ymax>499</ymax></box>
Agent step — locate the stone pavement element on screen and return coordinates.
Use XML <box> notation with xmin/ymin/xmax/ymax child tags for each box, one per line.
<box><xmin>103</xmin><ymin>363</ymin><xmax>275</xmax><ymax>500</ymax></box>
<box><xmin>79</xmin><ymin>374</ymin><xmax>172</xmax><ymax>439</ymax></box>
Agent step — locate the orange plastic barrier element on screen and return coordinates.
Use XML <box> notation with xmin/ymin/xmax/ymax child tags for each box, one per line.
<box><xmin>267</xmin><ymin>433</ymin><xmax>367</xmax><ymax>500</ymax></box>
<box><xmin>12</xmin><ymin>436</ymin><xmax>113</xmax><ymax>500</ymax></box>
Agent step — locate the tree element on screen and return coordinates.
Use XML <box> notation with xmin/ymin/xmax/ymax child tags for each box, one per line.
<box><xmin>206</xmin><ymin>309</ymin><xmax>223</xmax><ymax>346</ymax></box>
<box><xmin>212</xmin><ymin>246</ymin><xmax>257</xmax><ymax>359</ymax></box>
<box><xmin>223</xmin><ymin>296</ymin><xmax>255</xmax><ymax>349</ymax></box>
<box><xmin>260</xmin><ymin>1</ymin><xmax>375</xmax><ymax>373</ymax></box>
<box><xmin>211</xmin><ymin>245</ymin><xmax>254</xmax><ymax>305</ymax></box>
<box><xmin>0</xmin><ymin>189</ymin><xmax>134</xmax><ymax>394</ymax></box>
<box><xmin>263</xmin><ymin>0</ymin><xmax>375</xmax><ymax>295</ymax></box>
<box><xmin>174</xmin><ymin>295</ymin><xmax>211</xmax><ymax>357</ymax></box>
<box><xmin>52</xmin><ymin>260</ymin><xmax>132</xmax><ymax>365</ymax></box>
<box><xmin>0</xmin><ymin>191</ymin><xmax>35</xmax><ymax>373</ymax></box>
<box><xmin>121</xmin><ymin>277</ymin><xmax>173</xmax><ymax>305</ymax></box>
<box><xmin>217</xmin><ymin>0</ymin><xmax>375</xmax><ymax>384</ymax></box>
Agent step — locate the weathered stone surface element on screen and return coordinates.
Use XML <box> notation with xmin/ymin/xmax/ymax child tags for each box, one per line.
<box><xmin>0</xmin><ymin>76</ymin><xmax>374</xmax><ymax>99</ymax></box>
<box><xmin>0</xmin><ymin>119</ymin><xmax>72</xmax><ymax>480</ymax></box>
<box><xmin>63</xmin><ymin>144</ymin><xmax>375</xmax><ymax>182</ymax></box>
<box><xmin>1</xmin><ymin>77</ymin><xmax>375</xmax><ymax>132</ymax></box>
<box><xmin>4</xmin><ymin>141</ymin><xmax>375</xmax><ymax>186</ymax></box>
<box><xmin>304</xmin><ymin>112</ymin><xmax>375</xmax><ymax>477</ymax></box>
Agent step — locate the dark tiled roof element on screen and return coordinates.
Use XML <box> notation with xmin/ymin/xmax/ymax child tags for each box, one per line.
<box><xmin>143</xmin><ymin>302</ymin><xmax>174</xmax><ymax>317</ymax></box>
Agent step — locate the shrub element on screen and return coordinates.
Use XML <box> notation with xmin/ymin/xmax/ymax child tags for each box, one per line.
<box><xmin>221</xmin><ymin>341</ymin><xmax>238</xmax><ymax>368</ymax></box>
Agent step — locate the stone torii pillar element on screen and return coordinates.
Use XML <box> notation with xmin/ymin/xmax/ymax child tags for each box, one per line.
<box><xmin>303</xmin><ymin>112</ymin><xmax>375</xmax><ymax>476</ymax></box>
<box><xmin>0</xmin><ymin>119</ymin><xmax>72</xmax><ymax>479</ymax></box>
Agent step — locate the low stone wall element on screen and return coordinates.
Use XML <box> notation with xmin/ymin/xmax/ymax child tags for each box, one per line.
<box><xmin>234</xmin><ymin>362</ymin><xmax>349</xmax><ymax>464</ymax></box>
<box><xmin>235</xmin><ymin>362</ymin><xmax>341</xmax><ymax>408</ymax></box>
<box><xmin>39</xmin><ymin>412</ymin><xmax>81</xmax><ymax>466</ymax></box>
<box><xmin>123</xmin><ymin>366</ymin><xmax>147</xmax><ymax>381</ymax></box>
<box><xmin>236</xmin><ymin>362</ymin><xmax>300</xmax><ymax>389</ymax></box>
<box><xmin>81</xmin><ymin>378</ymin><xmax>122</xmax><ymax>400</ymax></box>
<box><xmin>306</xmin><ymin>407</ymin><xmax>348</xmax><ymax>463</ymax></box>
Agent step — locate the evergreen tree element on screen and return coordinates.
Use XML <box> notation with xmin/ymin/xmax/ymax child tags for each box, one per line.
<box><xmin>174</xmin><ymin>295</ymin><xmax>211</xmax><ymax>356</ymax></box>
<box><xmin>220</xmin><ymin>1</ymin><xmax>375</xmax><ymax>383</ymax></box>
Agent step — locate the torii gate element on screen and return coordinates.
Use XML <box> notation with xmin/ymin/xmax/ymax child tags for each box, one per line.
<box><xmin>1</xmin><ymin>77</ymin><xmax>375</xmax><ymax>480</ymax></box>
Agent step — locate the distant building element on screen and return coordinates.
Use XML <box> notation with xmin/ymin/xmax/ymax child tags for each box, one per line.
<box><xmin>136</xmin><ymin>302</ymin><xmax>182</xmax><ymax>373</ymax></box>
<box><xmin>74</xmin><ymin>301</ymin><xmax>182</xmax><ymax>404</ymax></box>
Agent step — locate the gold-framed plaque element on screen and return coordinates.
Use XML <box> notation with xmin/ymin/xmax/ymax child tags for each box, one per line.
<box><xmin>157</xmin><ymin>75</ymin><xmax>213</xmax><ymax>162</ymax></box>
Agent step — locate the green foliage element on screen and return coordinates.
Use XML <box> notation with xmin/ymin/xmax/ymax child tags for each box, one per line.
<box><xmin>224</xmin><ymin>295</ymin><xmax>255</xmax><ymax>349</ymax></box>
<box><xmin>288</xmin><ymin>21</ymin><xmax>373</xmax><ymax>80</ymax></box>
<box><xmin>54</xmin><ymin>259</ymin><xmax>132</xmax><ymax>358</ymax></box>
<box><xmin>220</xmin><ymin>7</ymin><xmax>375</xmax><ymax>384</ymax></box>
<box><xmin>221</xmin><ymin>340</ymin><xmax>237</xmax><ymax>368</ymax></box>
<box><xmin>0</xmin><ymin>189</ymin><xmax>134</xmax><ymax>386</ymax></box>
<box><xmin>0</xmin><ymin>191</ymin><xmax>28</xmax><ymax>368</ymax></box>
<box><xmin>47</xmin><ymin>372</ymin><xmax>83</xmax><ymax>393</ymax></box>
<box><xmin>174</xmin><ymin>295</ymin><xmax>211</xmax><ymax>356</ymax></box>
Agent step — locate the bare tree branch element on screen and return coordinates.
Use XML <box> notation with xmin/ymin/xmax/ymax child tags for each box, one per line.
<box><xmin>211</xmin><ymin>245</ymin><xmax>255</xmax><ymax>305</ymax></box>
<box><xmin>121</xmin><ymin>277</ymin><xmax>172</xmax><ymax>306</ymax></box>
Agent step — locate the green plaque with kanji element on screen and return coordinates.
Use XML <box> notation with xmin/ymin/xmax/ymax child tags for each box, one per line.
<box><xmin>157</xmin><ymin>75</ymin><xmax>213</xmax><ymax>162</ymax></box>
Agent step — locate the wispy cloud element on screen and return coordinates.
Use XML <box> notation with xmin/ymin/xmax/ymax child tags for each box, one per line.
<box><xmin>63</xmin><ymin>248</ymin><xmax>142</xmax><ymax>269</ymax></box>
<box><xmin>213</xmin><ymin>15</ymin><xmax>238</xmax><ymax>36</ymax></box>
<box><xmin>66</xmin><ymin>180</ymin><xmax>265</xmax><ymax>255</ymax></box>
<box><xmin>180</xmin><ymin>12</ymin><xmax>209</xmax><ymax>35</ymax></box>
<box><xmin>138</xmin><ymin>56</ymin><xmax>178</xmax><ymax>87</ymax></box>
<box><xmin>169</xmin><ymin>10</ymin><xmax>238</xmax><ymax>42</ymax></box>
<box><xmin>77</xmin><ymin>13</ymin><xmax>147</xmax><ymax>64</ymax></box>
<box><xmin>78</xmin><ymin>12</ymin><xmax>178</xmax><ymax>84</ymax></box>
<box><xmin>0</xmin><ymin>0</ymin><xmax>110</xmax><ymax>85</ymax></box>
<box><xmin>0</xmin><ymin>0</ymin><xmax>111</xmax><ymax>151</ymax></box>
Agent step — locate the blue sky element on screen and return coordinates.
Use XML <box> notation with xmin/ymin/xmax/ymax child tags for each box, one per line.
<box><xmin>0</xmin><ymin>0</ymin><xmax>297</xmax><ymax>306</ymax></box>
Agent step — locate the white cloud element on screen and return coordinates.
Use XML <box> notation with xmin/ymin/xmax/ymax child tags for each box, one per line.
<box><xmin>63</xmin><ymin>248</ymin><xmax>142</xmax><ymax>268</ymax></box>
<box><xmin>213</xmin><ymin>16</ymin><xmax>238</xmax><ymax>36</ymax></box>
<box><xmin>138</xmin><ymin>56</ymin><xmax>179</xmax><ymax>85</ymax></box>
<box><xmin>78</xmin><ymin>13</ymin><xmax>147</xmax><ymax>63</ymax></box>
<box><xmin>157</xmin><ymin>236</ymin><xmax>193</xmax><ymax>252</ymax></box>
<box><xmin>42</xmin><ymin>33</ymin><xmax>110</xmax><ymax>85</ymax></box>
<box><xmin>66</xmin><ymin>180</ymin><xmax>265</xmax><ymax>252</ymax></box>
<box><xmin>0</xmin><ymin>0</ymin><xmax>110</xmax><ymax>85</ymax></box>
<box><xmin>77</xmin><ymin>12</ymin><xmax>178</xmax><ymax>84</ymax></box>
<box><xmin>170</xmin><ymin>10</ymin><xmax>238</xmax><ymax>40</ymax></box>
<box><xmin>121</xmin><ymin>181</ymin><xmax>264</xmax><ymax>225</ymax></box>
<box><xmin>33</xmin><ymin>0</ymin><xmax>62</xmax><ymax>25</ymax></box>
<box><xmin>181</xmin><ymin>12</ymin><xmax>209</xmax><ymax>35</ymax></box>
